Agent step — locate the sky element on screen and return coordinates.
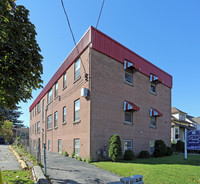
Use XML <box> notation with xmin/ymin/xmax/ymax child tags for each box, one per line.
<box><xmin>16</xmin><ymin>0</ymin><xmax>200</xmax><ymax>127</ymax></box>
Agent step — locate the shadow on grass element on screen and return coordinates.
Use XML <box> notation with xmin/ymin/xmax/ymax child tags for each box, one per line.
<box><xmin>106</xmin><ymin>154</ymin><xmax>200</xmax><ymax>166</ymax></box>
<box><xmin>8</xmin><ymin>179</ymin><xmax>32</xmax><ymax>184</ymax></box>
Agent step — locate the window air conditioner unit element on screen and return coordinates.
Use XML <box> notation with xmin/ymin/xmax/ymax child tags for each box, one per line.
<box><xmin>81</xmin><ymin>88</ymin><xmax>89</xmax><ymax>97</ymax></box>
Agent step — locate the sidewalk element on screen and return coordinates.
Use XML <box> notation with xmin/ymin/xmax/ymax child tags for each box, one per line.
<box><xmin>44</xmin><ymin>151</ymin><xmax>121</xmax><ymax>184</ymax></box>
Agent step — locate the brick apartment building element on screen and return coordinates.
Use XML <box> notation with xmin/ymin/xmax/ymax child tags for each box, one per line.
<box><xmin>29</xmin><ymin>26</ymin><xmax>172</xmax><ymax>160</ymax></box>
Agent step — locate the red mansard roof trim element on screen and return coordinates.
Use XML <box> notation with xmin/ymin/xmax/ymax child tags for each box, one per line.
<box><xmin>30</xmin><ymin>26</ymin><xmax>172</xmax><ymax>112</ymax></box>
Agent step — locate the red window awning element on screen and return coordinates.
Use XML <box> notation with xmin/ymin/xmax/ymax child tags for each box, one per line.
<box><xmin>150</xmin><ymin>74</ymin><xmax>162</xmax><ymax>83</ymax></box>
<box><xmin>124</xmin><ymin>60</ymin><xmax>139</xmax><ymax>70</ymax></box>
<box><xmin>124</xmin><ymin>101</ymin><xmax>140</xmax><ymax>111</ymax></box>
<box><xmin>150</xmin><ymin>107</ymin><xmax>163</xmax><ymax>117</ymax></box>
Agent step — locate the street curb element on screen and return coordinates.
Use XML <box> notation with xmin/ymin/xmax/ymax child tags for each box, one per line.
<box><xmin>9</xmin><ymin>145</ymin><xmax>28</xmax><ymax>170</ymax></box>
<box><xmin>33</xmin><ymin>166</ymin><xmax>50</xmax><ymax>184</ymax></box>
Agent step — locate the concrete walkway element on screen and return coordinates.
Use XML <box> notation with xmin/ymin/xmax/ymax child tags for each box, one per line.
<box><xmin>0</xmin><ymin>145</ymin><xmax>21</xmax><ymax>170</ymax></box>
<box><xmin>45</xmin><ymin>151</ymin><xmax>121</xmax><ymax>184</ymax></box>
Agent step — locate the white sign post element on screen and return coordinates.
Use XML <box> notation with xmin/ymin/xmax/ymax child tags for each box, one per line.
<box><xmin>184</xmin><ymin>128</ymin><xmax>187</xmax><ymax>160</ymax></box>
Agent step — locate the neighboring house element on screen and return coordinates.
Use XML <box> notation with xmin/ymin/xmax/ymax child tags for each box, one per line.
<box><xmin>171</xmin><ymin>107</ymin><xmax>195</xmax><ymax>143</ymax></box>
<box><xmin>192</xmin><ymin>117</ymin><xmax>200</xmax><ymax>130</ymax></box>
<box><xmin>29</xmin><ymin>26</ymin><xmax>172</xmax><ymax>160</ymax></box>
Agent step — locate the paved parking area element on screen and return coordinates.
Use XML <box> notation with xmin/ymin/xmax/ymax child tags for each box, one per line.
<box><xmin>45</xmin><ymin>151</ymin><xmax>121</xmax><ymax>184</ymax></box>
<box><xmin>0</xmin><ymin>145</ymin><xmax>20</xmax><ymax>170</ymax></box>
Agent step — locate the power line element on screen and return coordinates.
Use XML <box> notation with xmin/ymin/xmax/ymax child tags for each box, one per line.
<box><xmin>61</xmin><ymin>0</ymin><xmax>79</xmax><ymax>55</ymax></box>
<box><xmin>91</xmin><ymin>0</ymin><xmax>105</xmax><ymax>44</ymax></box>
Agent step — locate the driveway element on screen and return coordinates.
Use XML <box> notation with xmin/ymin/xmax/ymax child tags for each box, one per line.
<box><xmin>45</xmin><ymin>151</ymin><xmax>121</xmax><ymax>184</ymax></box>
<box><xmin>0</xmin><ymin>145</ymin><xmax>21</xmax><ymax>170</ymax></box>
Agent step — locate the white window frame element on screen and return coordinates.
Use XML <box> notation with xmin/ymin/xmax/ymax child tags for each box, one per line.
<box><xmin>150</xmin><ymin>83</ymin><xmax>156</xmax><ymax>94</ymax></box>
<box><xmin>124</xmin><ymin>111</ymin><xmax>133</xmax><ymax>125</ymax></box>
<box><xmin>74</xmin><ymin>139</ymin><xmax>80</xmax><ymax>156</ymax></box>
<box><xmin>47</xmin><ymin>114</ymin><xmax>52</xmax><ymax>130</ymax></box>
<box><xmin>63</xmin><ymin>72</ymin><xmax>67</xmax><ymax>88</ymax></box>
<box><xmin>74</xmin><ymin>99</ymin><xmax>80</xmax><ymax>122</ymax></box>
<box><xmin>150</xmin><ymin>116</ymin><xmax>156</xmax><ymax>127</ymax></box>
<box><xmin>55</xmin><ymin>81</ymin><xmax>58</xmax><ymax>98</ymax></box>
<box><xmin>54</xmin><ymin>111</ymin><xmax>58</xmax><ymax>128</ymax></box>
<box><xmin>48</xmin><ymin>88</ymin><xmax>53</xmax><ymax>104</ymax></box>
<box><xmin>174</xmin><ymin>127</ymin><xmax>179</xmax><ymax>140</ymax></box>
<box><xmin>63</xmin><ymin>106</ymin><xmax>66</xmax><ymax>124</ymax></box>
<box><xmin>48</xmin><ymin>140</ymin><xmax>51</xmax><ymax>151</ymax></box>
<box><xmin>37</xmin><ymin>121</ymin><xmax>40</xmax><ymax>133</ymax></box>
<box><xmin>124</xmin><ymin>69</ymin><xmax>133</xmax><ymax>85</ymax></box>
<box><xmin>58</xmin><ymin>139</ymin><xmax>62</xmax><ymax>153</ymax></box>
<box><xmin>74</xmin><ymin>58</ymin><xmax>80</xmax><ymax>80</ymax></box>
<box><xmin>124</xmin><ymin>140</ymin><xmax>133</xmax><ymax>151</ymax></box>
<box><xmin>149</xmin><ymin>140</ymin><xmax>155</xmax><ymax>154</ymax></box>
<box><xmin>42</xmin><ymin>99</ymin><xmax>45</xmax><ymax>122</ymax></box>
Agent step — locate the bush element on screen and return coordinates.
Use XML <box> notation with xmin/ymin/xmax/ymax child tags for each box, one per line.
<box><xmin>138</xmin><ymin>150</ymin><xmax>150</xmax><ymax>159</ymax></box>
<box><xmin>86</xmin><ymin>157</ymin><xmax>91</xmax><ymax>163</ymax></box>
<box><xmin>166</xmin><ymin>146</ymin><xmax>173</xmax><ymax>156</ymax></box>
<box><xmin>70</xmin><ymin>152</ymin><xmax>75</xmax><ymax>158</ymax></box>
<box><xmin>77</xmin><ymin>156</ymin><xmax>82</xmax><ymax>161</ymax></box>
<box><xmin>62</xmin><ymin>150</ymin><xmax>69</xmax><ymax>157</ymax></box>
<box><xmin>124</xmin><ymin>150</ymin><xmax>135</xmax><ymax>160</ymax></box>
<box><xmin>82</xmin><ymin>158</ymin><xmax>86</xmax><ymax>162</ymax></box>
<box><xmin>176</xmin><ymin>140</ymin><xmax>184</xmax><ymax>153</ymax></box>
<box><xmin>153</xmin><ymin>140</ymin><xmax>167</xmax><ymax>157</ymax></box>
<box><xmin>109</xmin><ymin>134</ymin><xmax>122</xmax><ymax>162</ymax></box>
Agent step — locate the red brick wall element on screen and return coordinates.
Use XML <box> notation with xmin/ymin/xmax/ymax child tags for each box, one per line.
<box><xmin>90</xmin><ymin>49</ymin><xmax>171</xmax><ymax>160</ymax></box>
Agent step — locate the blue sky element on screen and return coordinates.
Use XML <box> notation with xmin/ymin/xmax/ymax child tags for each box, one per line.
<box><xmin>17</xmin><ymin>0</ymin><xmax>200</xmax><ymax>127</ymax></box>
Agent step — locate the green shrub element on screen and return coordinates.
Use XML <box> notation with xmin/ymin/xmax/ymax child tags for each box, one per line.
<box><xmin>166</xmin><ymin>146</ymin><xmax>173</xmax><ymax>156</ymax></box>
<box><xmin>109</xmin><ymin>134</ymin><xmax>122</xmax><ymax>162</ymax></box>
<box><xmin>86</xmin><ymin>157</ymin><xmax>91</xmax><ymax>163</ymax></box>
<box><xmin>176</xmin><ymin>140</ymin><xmax>184</xmax><ymax>153</ymax></box>
<box><xmin>138</xmin><ymin>150</ymin><xmax>150</xmax><ymax>159</ymax></box>
<box><xmin>62</xmin><ymin>150</ymin><xmax>69</xmax><ymax>157</ymax></box>
<box><xmin>82</xmin><ymin>158</ymin><xmax>86</xmax><ymax>162</ymax></box>
<box><xmin>70</xmin><ymin>152</ymin><xmax>75</xmax><ymax>158</ymax></box>
<box><xmin>153</xmin><ymin>140</ymin><xmax>167</xmax><ymax>157</ymax></box>
<box><xmin>77</xmin><ymin>156</ymin><xmax>82</xmax><ymax>161</ymax></box>
<box><xmin>124</xmin><ymin>150</ymin><xmax>135</xmax><ymax>160</ymax></box>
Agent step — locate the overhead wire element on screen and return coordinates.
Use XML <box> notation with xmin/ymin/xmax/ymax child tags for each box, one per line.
<box><xmin>61</xmin><ymin>0</ymin><xmax>106</xmax><ymax>80</ymax></box>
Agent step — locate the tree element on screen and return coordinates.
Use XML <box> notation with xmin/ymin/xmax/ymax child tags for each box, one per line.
<box><xmin>0</xmin><ymin>0</ymin><xmax>43</xmax><ymax>109</ymax></box>
<box><xmin>0</xmin><ymin>120</ymin><xmax>13</xmax><ymax>143</ymax></box>
<box><xmin>0</xmin><ymin>107</ymin><xmax>23</xmax><ymax>128</ymax></box>
<box><xmin>109</xmin><ymin>134</ymin><xmax>122</xmax><ymax>162</ymax></box>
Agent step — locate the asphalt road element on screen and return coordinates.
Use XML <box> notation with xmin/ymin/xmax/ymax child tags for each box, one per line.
<box><xmin>0</xmin><ymin>145</ymin><xmax>21</xmax><ymax>171</ymax></box>
<box><xmin>45</xmin><ymin>151</ymin><xmax>121</xmax><ymax>184</ymax></box>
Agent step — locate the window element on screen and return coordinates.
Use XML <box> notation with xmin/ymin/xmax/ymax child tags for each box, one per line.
<box><xmin>55</xmin><ymin>81</ymin><xmax>58</xmax><ymax>97</ymax></box>
<box><xmin>74</xmin><ymin>99</ymin><xmax>80</xmax><ymax>122</ymax></box>
<box><xmin>42</xmin><ymin>99</ymin><xmax>45</xmax><ymax>122</ymax></box>
<box><xmin>36</xmin><ymin>101</ymin><xmax>41</xmax><ymax>114</ymax></box>
<box><xmin>54</xmin><ymin>111</ymin><xmax>58</xmax><ymax>128</ymax></box>
<box><xmin>124</xmin><ymin>111</ymin><xmax>132</xmax><ymax>124</ymax></box>
<box><xmin>150</xmin><ymin>84</ymin><xmax>156</xmax><ymax>94</ymax></box>
<box><xmin>47</xmin><ymin>115</ymin><xmax>52</xmax><ymax>130</ymax></box>
<box><xmin>150</xmin><ymin>117</ymin><xmax>156</xmax><ymax>127</ymax></box>
<box><xmin>124</xmin><ymin>140</ymin><xmax>132</xmax><ymax>151</ymax></box>
<box><xmin>35</xmin><ymin>123</ymin><xmax>37</xmax><ymax>134</ymax></box>
<box><xmin>74</xmin><ymin>58</ymin><xmax>80</xmax><ymax>80</ymax></box>
<box><xmin>150</xmin><ymin>140</ymin><xmax>155</xmax><ymax>154</ymax></box>
<box><xmin>175</xmin><ymin>127</ymin><xmax>179</xmax><ymax>139</ymax></box>
<box><xmin>63</xmin><ymin>107</ymin><xmax>66</xmax><ymax>123</ymax></box>
<box><xmin>74</xmin><ymin>139</ymin><xmax>80</xmax><ymax>156</ymax></box>
<box><xmin>30</xmin><ymin>111</ymin><xmax>32</xmax><ymax>120</ymax></box>
<box><xmin>48</xmin><ymin>88</ymin><xmax>53</xmax><ymax>104</ymax></box>
<box><xmin>124</xmin><ymin>68</ymin><xmax>133</xmax><ymax>85</ymax></box>
<box><xmin>179</xmin><ymin>114</ymin><xmax>185</xmax><ymax>121</ymax></box>
<box><xmin>58</xmin><ymin>139</ymin><xmax>62</xmax><ymax>153</ymax></box>
<box><xmin>48</xmin><ymin>140</ymin><xmax>51</xmax><ymax>151</ymax></box>
<box><xmin>35</xmin><ymin>106</ymin><xmax>36</xmax><ymax>116</ymax></box>
<box><xmin>37</xmin><ymin>121</ymin><xmax>40</xmax><ymax>133</ymax></box>
<box><xmin>63</xmin><ymin>72</ymin><xmax>67</xmax><ymax>88</ymax></box>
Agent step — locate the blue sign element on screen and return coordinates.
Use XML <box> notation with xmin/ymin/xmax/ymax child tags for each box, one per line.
<box><xmin>187</xmin><ymin>130</ymin><xmax>200</xmax><ymax>150</ymax></box>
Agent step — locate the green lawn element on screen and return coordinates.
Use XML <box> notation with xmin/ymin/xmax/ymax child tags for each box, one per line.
<box><xmin>1</xmin><ymin>170</ymin><xmax>34</xmax><ymax>184</ymax></box>
<box><xmin>92</xmin><ymin>154</ymin><xmax>200</xmax><ymax>184</ymax></box>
